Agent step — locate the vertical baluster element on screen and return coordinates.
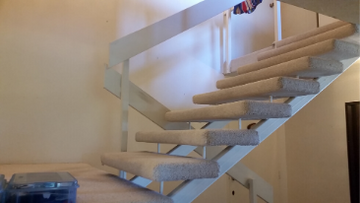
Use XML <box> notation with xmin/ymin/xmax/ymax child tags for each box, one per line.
<box><xmin>249</xmin><ymin>179</ymin><xmax>257</xmax><ymax>203</ymax></box>
<box><xmin>120</xmin><ymin>59</ymin><xmax>130</xmax><ymax>179</ymax></box>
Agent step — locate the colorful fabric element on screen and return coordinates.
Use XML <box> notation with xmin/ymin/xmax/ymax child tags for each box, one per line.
<box><xmin>233</xmin><ymin>0</ymin><xmax>263</xmax><ymax>15</ymax></box>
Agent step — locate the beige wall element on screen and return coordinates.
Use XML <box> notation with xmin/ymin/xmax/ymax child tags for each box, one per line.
<box><xmin>235</xmin><ymin>123</ymin><xmax>288</xmax><ymax>203</ymax></box>
<box><xmin>0</xmin><ymin>0</ymin><xmax>120</xmax><ymax>166</ymax></box>
<box><xmin>285</xmin><ymin>61</ymin><xmax>359</xmax><ymax>203</ymax></box>
<box><xmin>281</xmin><ymin>3</ymin><xmax>317</xmax><ymax>38</ymax></box>
<box><xmin>281</xmin><ymin>5</ymin><xmax>360</xmax><ymax>203</ymax></box>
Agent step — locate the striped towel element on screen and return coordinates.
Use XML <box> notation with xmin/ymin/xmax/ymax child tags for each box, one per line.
<box><xmin>233</xmin><ymin>0</ymin><xmax>263</xmax><ymax>15</ymax></box>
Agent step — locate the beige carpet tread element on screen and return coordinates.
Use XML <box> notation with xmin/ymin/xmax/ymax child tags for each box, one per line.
<box><xmin>136</xmin><ymin>129</ymin><xmax>259</xmax><ymax>146</ymax></box>
<box><xmin>274</xmin><ymin>21</ymin><xmax>349</xmax><ymax>48</ymax></box>
<box><xmin>165</xmin><ymin>101</ymin><xmax>291</xmax><ymax>122</ymax></box>
<box><xmin>195</xmin><ymin>77</ymin><xmax>319</xmax><ymax>104</ymax></box>
<box><xmin>217</xmin><ymin>57</ymin><xmax>342</xmax><ymax>89</ymax></box>
<box><xmin>237</xmin><ymin>39</ymin><xmax>359</xmax><ymax>75</ymax></box>
<box><xmin>0</xmin><ymin>163</ymin><xmax>173</xmax><ymax>203</ymax></box>
<box><xmin>258</xmin><ymin>24</ymin><xmax>356</xmax><ymax>60</ymax></box>
<box><xmin>101</xmin><ymin>152</ymin><xmax>219</xmax><ymax>182</ymax></box>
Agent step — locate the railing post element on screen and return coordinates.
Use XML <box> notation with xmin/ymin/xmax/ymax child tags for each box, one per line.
<box><xmin>202</xmin><ymin>146</ymin><xmax>207</xmax><ymax>159</ymax></box>
<box><xmin>223</xmin><ymin>9</ymin><xmax>232</xmax><ymax>74</ymax></box>
<box><xmin>274</xmin><ymin>0</ymin><xmax>282</xmax><ymax>44</ymax></box>
<box><xmin>249</xmin><ymin>179</ymin><xmax>257</xmax><ymax>203</ymax></box>
<box><xmin>120</xmin><ymin>59</ymin><xmax>130</xmax><ymax>179</ymax></box>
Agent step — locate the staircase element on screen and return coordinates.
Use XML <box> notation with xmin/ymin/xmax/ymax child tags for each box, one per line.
<box><xmin>100</xmin><ymin>17</ymin><xmax>360</xmax><ymax>203</ymax></box>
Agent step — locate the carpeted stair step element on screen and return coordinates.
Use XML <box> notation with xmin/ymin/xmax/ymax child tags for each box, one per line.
<box><xmin>258</xmin><ymin>24</ymin><xmax>356</xmax><ymax>60</ymax></box>
<box><xmin>217</xmin><ymin>56</ymin><xmax>342</xmax><ymax>89</ymax></box>
<box><xmin>101</xmin><ymin>152</ymin><xmax>219</xmax><ymax>182</ymax></box>
<box><xmin>136</xmin><ymin>129</ymin><xmax>259</xmax><ymax>146</ymax></box>
<box><xmin>274</xmin><ymin>21</ymin><xmax>349</xmax><ymax>48</ymax></box>
<box><xmin>0</xmin><ymin>163</ymin><xmax>173</xmax><ymax>203</ymax></box>
<box><xmin>165</xmin><ymin>101</ymin><xmax>291</xmax><ymax>122</ymax></box>
<box><xmin>237</xmin><ymin>39</ymin><xmax>359</xmax><ymax>75</ymax></box>
<box><xmin>194</xmin><ymin>77</ymin><xmax>319</xmax><ymax>104</ymax></box>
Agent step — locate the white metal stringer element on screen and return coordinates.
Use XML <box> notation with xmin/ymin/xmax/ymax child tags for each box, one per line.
<box><xmin>168</xmin><ymin>56</ymin><xmax>359</xmax><ymax>203</ymax></box>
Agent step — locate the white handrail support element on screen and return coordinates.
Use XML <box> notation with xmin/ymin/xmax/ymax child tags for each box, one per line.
<box><xmin>120</xmin><ymin>60</ymin><xmax>130</xmax><ymax>153</ymax></box>
<box><xmin>274</xmin><ymin>0</ymin><xmax>282</xmax><ymax>44</ymax></box>
<box><xmin>119</xmin><ymin>60</ymin><xmax>130</xmax><ymax>179</ymax></box>
<box><xmin>249</xmin><ymin>179</ymin><xmax>257</xmax><ymax>203</ymax></box>
<box><xmin>223</xmin><ymin>9</ymin><xmax>232</xmax><ymax>73</ymax></box>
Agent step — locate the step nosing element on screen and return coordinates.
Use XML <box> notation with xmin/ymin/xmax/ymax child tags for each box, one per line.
<box><xmin>101</xmin><ymin>152</ymin><xmax>220</xmax><ymax>181</ymax></box>
<box><xmin>259</xmin><ymin>24</ymin><xmax>356</xmax><ymax>60</ymax></box>
<box><xmin>234</xmin><ymin>38</ymin><xmax>357</xmax><ymax>77</ymax></box>
<box><xmin>197</xmin><ymin>76</ymin><xmax>320</xmax><ymax>104</ymax></box>
<box><xmin>136</xmin><ymin>129</ymin><xmax>259</xmax><ymax>146</ymax></box>
<box><xmin>275</xmin><ymin>21</ymin><xmax>349</xmax><ymax>48</ymax></box>
<box><xmin>165</xmin><ymin>101</ymin><xmax>291</xmax><ymax>122</ymax></box>
<box><xmin>217</xmin><ymin>56</ymin><xmax>343</xmax><ymax>89</ymax></box>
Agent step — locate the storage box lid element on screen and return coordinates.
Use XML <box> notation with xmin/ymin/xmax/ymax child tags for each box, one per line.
<box><xmin>0</xmin><ymin>174</ymin><xmax>5</xmax><ymax>192</ymax></box>
<box><xmin>7</xmin><ymin>172</ymin><xmax>79</xmax><ymax>190</ymax></box>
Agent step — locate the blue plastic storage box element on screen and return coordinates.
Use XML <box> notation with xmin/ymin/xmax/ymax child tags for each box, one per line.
<box><xmin>0</xmin><ymin>174</ymin><xmax>5</xmax><ymax>203</ymax></box>
<box><xmin>5</xmin><ymin>172</ymin><xmax>79</xmax><ymax>203</ymax></box>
